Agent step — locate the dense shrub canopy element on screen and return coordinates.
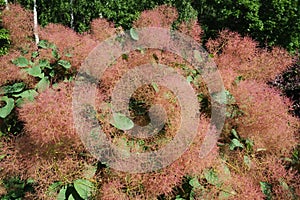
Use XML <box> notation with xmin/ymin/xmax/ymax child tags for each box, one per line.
<box><xmin>0</xmin><ymin>3</ymin><xmax>299</xmax><ymax>200</ymax></box>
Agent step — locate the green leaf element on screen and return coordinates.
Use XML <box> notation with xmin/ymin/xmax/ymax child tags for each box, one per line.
<box><xmin>52</xmin><ymin>49</ymin><xmax>60</xmax><ymax>59</ymax></box>
<box><xmin>229</xmin><ymin>139</ymin><xmax>244</xmax><ymax>150</ymax></box>
<box><xmin>130</xmin><ymin>28</ymin><xmax>139</xmax><ymax>41</ymax></box>
<box><xmin>245</xmin><ymin>138</ymin><xmax>254</xmax><ymax>151</ymax></box>
<box><xmin>260</xmin><ymin>182</ymin><xmax>272</xmax><ymax>200</ymax></box>
<box><xmin>13</xmin><ymin>90</ymin><xmax>38</xmax><ymax>107</ymax></box>
<box><xmin>65</xmin><ymin>53</ymin><xmax>72</xmax><ymax>57</ymax></box>
<box><xmin>73</xmin><ymin>179</ymin><xmax>94</xmax><ymax>199</ymax></box>
<box><xmin>111</xmin><ymin>113</ymin><xmax>134</xmax><ymax>130</ymax></box>
<box><xmin>187</xmin><ymin>75</ymin><xmax>193</xmax><ymax>83</ymax></box>
<box><xmin>175</xmin><ymin>196</ymin><xmax>185</xmax><ymax>200</ymax></box>
<box><xmin>38</xmin><ymin>59</ymin><xmax>51</xmax><ymax>69</ymax></box>
<box><xmin>31</xmin><ymin>51</ymin><xmax>39</xmax><ymax>58</ymax></box>
<box><xmin>68</xmin><ymin>195</ymin><xmax>75</xmax><ymax>200</ymax></box>
<box><xmin>25</xmin><ymin>66</ymin><xmax>44</xmax><ymax>78</ymax></box>
<box><xmin>36</xmin><ymin>77</ymin><xmax>50</xmax><ymax>93</ymax></box>
<box><xmin>231</xmin><ymin>129</ymin><xmax>239</xmax><ymax>139</ymax></box>
<box><xmin>47</xmin><ymin>182</ymin><xmax>63</xmax><ymax>196</ymax></box>
<box><xmin>279</xmin><ymin>178</ymin><xmax>289</xmax><ymax>190</ymax></box>
<box><xmin>0</xmin><ymin>96</ymin><xmax>14</xmax><ymax>118</ymax></box>
<box><xmin>49</xmin><ymin>70</ymin><xmax>55</xmax><ymax>77</ymax></box>
<box><xmin>48</xmin><ymin>43</ymin><xmax>57</xmax><ymax>50</ymax></box>
<box><xmin>189</xmin><ymin>177</ymin><xmax>201</xmax><ymax>188</ymax></box>
<box><xmin>38</xmin><ymin>40</ymin><xmax>49</xmax><ymax>49</ymax></box>
<box><xmin>151</xmin><ymin>82</ymin><xmax>159</xmax><ymax>93</ymax></box>
<box><xmin>0</xmin><ymin>154</ymin><xmax>6</xmax><ymax>160</ymax></box>
<box><xmin>0</xmin><ymin>82</ymin><xmax>25</xmax><ymax>95</ymax></box>
<box><xmin>12</xmin><ymin>57</ymin><xmax>29</xmax><ymax>67</ymax></box>
<box><xmin>243</xmin><ymin>155</ymin><xmax>251</xmax><ymax>168</ymax></box>
<box><xmin>58</xmin><ymin>60</ymin><xmax>71</xmax><ymax>69</ymax></box>
<box><xmin>218</xmin><ymin>185</ymin><xmax>236</xmax><ymax>199</ymax></box>
<box><xmin>204</xmin><ymin>169</ymin><xmax>219</xmax><ymax>186</ymax></box>
<box><xmin>57</xmin><ymin>186</ymin><xmax>67</xmax><ymax>200</ymax></box>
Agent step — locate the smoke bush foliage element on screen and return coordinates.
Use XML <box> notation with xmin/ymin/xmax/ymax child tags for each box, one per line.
<box><xmin>1</xmin><ymin>4</ymin><xmax>35</xmax><ymax>50</ymax></box>
<box><xmin>231</xmin><ymin>80</ymin><xmax>298</xmax><ymax>156</ymax></box>
<box><xmin>206</xmin><ymin>30</ymin><xmax>293</xmax><ymax>83</ymax></box>
<box><xmin>0</xmin><ymin>3</ymin><xmax>299</xmax><ymax>200</ymax></box>
<box><xmin>18</xmin><ymin>82</ymin><xmax>78</xmax><ymax>145</ymax></box>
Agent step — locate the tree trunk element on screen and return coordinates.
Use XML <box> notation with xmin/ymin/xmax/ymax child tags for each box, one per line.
<box><xmin>33</xmin><ymin>0</ymin><xmax>39</xmax><ymax>45</ymax></box>
<box><xmin>70</xmin><ymin>0</ymin><xmax>74</xmax><ymax>29</ymax></box>
<box><xmin>4</xmin><ymin>0</ymin><xmax>9</xmax><ymax>10</ymax></box>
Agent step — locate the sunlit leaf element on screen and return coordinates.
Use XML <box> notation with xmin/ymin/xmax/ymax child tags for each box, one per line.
<box><xmin>260</xmin><ymin>182</ymin><xmax>272</xmax><ymax>200</ymax></box>
<box><xmin>57</xmin><ymin>186</ymin><xmax>67</xmax><ymax>200</ymax></box>
<box><xmin>111</xmin><ymin>113</ymin><xmax>134</xmax><ymax>130</ymax></box>
<box><xmin>204</xmin><ymin>169</ymin><xmax>219</xmax><ymax>186</ymax></box>
<box><xmin>73</xmin><ymin>179</ymin><xmax>94</xmax><ymax>199</ymax></box>
<box><xmin>152</xmin><ymin>82</ymin><xmax>159</xmax><ymax>93</ymax></box>
<box><xmin>189</xmin><ymin>177</ymin><xmax>201</xmax><ymax>188</ymax></box>
<box><xmin>0</xmin><ymin>82</ymin><xmax>25</xmax><ymax>95</ymax></box>
<box><xmin>0</xmin><ymin>96</ymin><xmax>14</xmax><ymax>118</ymax></box>
<box><xmin>229</xmin><ymin>139</ymin><xmax>244</xmax><ymax>150</ymax></box>
<box><xmin>12</xmin><ymin>56</ymin><xmax>29</xmax><ymax>67</ymax></box>
<box><xmin>31</xmin><ymin>51</ymin><xmax>39</xmax><ymax>58</ymax></box>
<box><xmin>243</xmin><ymin>155</ymin><xmax>251</xmax><ymax>168</ymax></box>
<box><xmin>58</xmin><ymin>60</ymin><xmax>71</xmax><ymax>69</ymax></box>
<box><xmin>38</xmin><ymin>40</ymin><xmax>48</xmax><ymax>49</ymax></box>
<box><xmin>26</xmin><ymin>66</ymin><xmax>44</xmax><ymax>78</ymax></box>
<box><xmin>36</xmin><ymin>76</ymin><xmax>50</xmax><ymax>93</ymax></box>
<box><xmin>130</xmin><ymin>28</ymin><xmax>139</xmax><ymax>41</ymax></box>
<box><xmin>13</xmin><ymin>90</ymin><xmax>38</xmax><ymax>107</ymax></box>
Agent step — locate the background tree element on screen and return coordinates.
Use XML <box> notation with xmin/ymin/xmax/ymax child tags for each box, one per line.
<box><xmin>193</xmin><ymin>0</ymin><xmax>300</xmax><ymax>52</ymax></box>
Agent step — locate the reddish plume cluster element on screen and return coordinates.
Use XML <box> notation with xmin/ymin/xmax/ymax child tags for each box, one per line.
<box><xmin>0</xmin><ymin>3</ymin><xmax>299</xmax><ymax>200</ymax></box>
<box><xmin>206</xmin><ymin>30</ymin><xmax>293</xmax><ymax>83</ymax></box>
<box><xmin>1</xmin><ymin>4</ymin><xmax>35</xmax><ymax>50</ymax></box>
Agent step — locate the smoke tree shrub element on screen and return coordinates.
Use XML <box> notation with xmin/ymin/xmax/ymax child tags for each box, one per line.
<box><xmin>39</xmin><ymin>23</ymin><xmax>97</xmax><ymax>70</ymax></box>
<box><xmin>231</xmin><ymin>80</ymin><xmax>298</xmax><ymax>157</ymax></box>
<box><xmin>0</xmin><ymin>51</ymin><xmax>34</xmax><ymax>87</ymax></box>
<box><xmin>133</xmin><ymin>5</ymin><xmax>178</xmax><ymax>28</ymax></box>
<box><xmin>0</xmin><ymin>3</ymin><xmax>299</xmax><ymax>199</ymax></box>
<box><xmin>1</xmin><ymin>4</ymin><xmax>35</xmax><ymax>51</ymax></box>
<box><xmin>206</xmin><ymin>30</ymin><xmax>293</xmax><ymax>83</ymax></box>
<box><xmin>90</xmin><ymin>18</ymin><xmax>118</xmax><ymax>42</ymax></box>
<box><xmin>18</xmin><ymin>82</ymin><xmax>80</xmax><ymax>145</ymax></box>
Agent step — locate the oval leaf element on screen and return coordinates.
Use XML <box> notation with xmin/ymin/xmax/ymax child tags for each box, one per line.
<box><xmin>26</xmin><ymin>66</ymin><xmax>44</xmax><ymax>78</ymax></box>
<box><xmin>58</xmin><ymin>60</ymin><xmax>71</xmax><ymax>69</ymax></box>
<box><xmin>0</xmin><ymin>96</ymin><xmax>15</xmax><ymax>118</ymax></box>
<box><xmin>38</xmin><ymin>40</ymin><xmax>49</xmax><ymax>49</ymax></box>
<box><xmin>260</xmin><ymin>182</ymin><xmax>272</xmax><ymax>200</ymax></box>
<box><xmin>111</xmin><ymin>113</ymin><xmax>134</xmax><ymax>130</ymax></box>
<box><xmin>73</xmin><ymin>179</ymin><xmax>94</xmax><ymax>199</ymax></box>
<box><xmin>36</xmin><ymin>77</ymin><xmax>50</xmax><ymax>93</ymax></box>
<box><xmin>47</xmin><ymin>181</ymin><xmax>63</xmax><ymax>196</ymax></box>
<box><xmin>0</xmin><ymin>82</ymin><xmax>25</xmax><ymax>95</ymax></box>
<box><xmin>229</xmin><ymin>138</ymin><xmax>244</xmax><ymax>150</ymax></box>
<box><xmin>13</xmin><ymin>90</ymin><xmax>38</xmax><ymax>107</ymax></box>
<box><xmin>130</xmin><ymin>28</ymin><xmax>139</xmax><ymax>41</ymax></box>
<box><xmin>57</xmin><ymin>186</ymin><xmax>67</xmax><ymax>200</ymax></box>
<box><xmin>31</xmin><ymin>51</ymin><xmax>39</xmax><ymax>58</ymax></box>
<box><xmin>38</xmin><ymin>59</ymin><xmax>51</xmax><ymax>69</ymax></box>
<box><xmin>204</xmin><ymin>169</ymin><xmax>219</xmax><ymax>186</ymax></box>
<box><xmin>12</xmin><ymin>56</ymin><xmax>29</xmax><ymax>67</ymax></box>
<box><xmin>189</xmin><ymin>177</ymin><xmax>201</xmax><ymax>188</ymax></box>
